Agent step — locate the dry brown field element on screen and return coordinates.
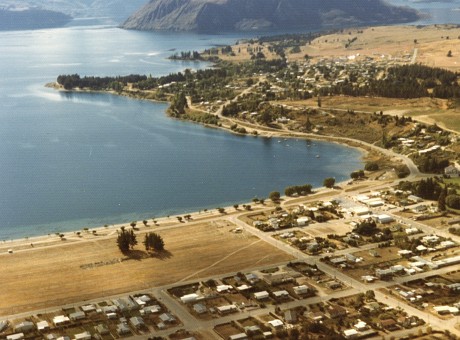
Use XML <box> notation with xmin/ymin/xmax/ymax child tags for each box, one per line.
<box><xmin>225</xmin><ymin>25</ymin><xmax>460</xmax><ymax>68</ymax></box>
<box><xmin>0</xmin><ymin>221</ymin><xmax>293</xmax><ymax>316</ymax></box>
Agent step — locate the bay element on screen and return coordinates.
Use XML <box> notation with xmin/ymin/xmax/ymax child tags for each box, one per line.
<box><xmin>0</xmin><ymin>26</ymin><xmax>364</xmax><ymax>240</ymax></box>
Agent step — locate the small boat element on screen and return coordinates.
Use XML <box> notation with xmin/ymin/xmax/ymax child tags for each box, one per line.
<box><xmin>316</xmin><ymin>155</ymin><xmax>320</xmax><ymax>158</ymax></box>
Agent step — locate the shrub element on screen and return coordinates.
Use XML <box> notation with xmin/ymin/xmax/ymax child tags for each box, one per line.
<box><xmin>446</xmin><ymin>194</ymin><xmax>460</xmax><ymax>209</ymax></box>
<box><xmin>365</xmin><ymin>162</ymin><xmax>379</xmax><ymax>171</ymax></box>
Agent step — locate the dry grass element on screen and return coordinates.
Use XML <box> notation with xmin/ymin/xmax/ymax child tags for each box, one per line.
<box><xmin>0</xmin><ymin>221</ymin><xmax>293</xmax><ymax>315</ymax></box>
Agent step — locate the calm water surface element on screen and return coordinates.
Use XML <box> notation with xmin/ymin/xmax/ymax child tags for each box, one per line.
<box><xmin>0</xmin><ymin>26</ymin><xmax>364</xmax><ymax>240</ymax></box>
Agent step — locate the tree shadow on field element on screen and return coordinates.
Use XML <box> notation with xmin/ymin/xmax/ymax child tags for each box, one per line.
<box><xmin>150</xmin><ymin>250</ymin><xmax>173</xmax><ymax>261</ymax></box>
<box><xmin>124</xmin><ymin>250</ymin><xmax>150</xmax><ymax>261</ymax></box>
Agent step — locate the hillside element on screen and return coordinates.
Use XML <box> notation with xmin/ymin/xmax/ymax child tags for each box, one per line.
<box><xmin>121</xmin><ymin>0</ymin><xmax>420</xmax><ymax>32</ymax></box>
<box><xmin>0</xmin><ymin>8</ymin><xmax>72</xmax><ymax>30</ymax></box>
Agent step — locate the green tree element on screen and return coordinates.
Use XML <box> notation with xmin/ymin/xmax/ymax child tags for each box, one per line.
<box><xmin>144</xmin><ymin>232</ymin><xmax>165</xmax><ymax>252</ymax></box>
<box><xmin>117</xmin><ymin>229</ymin><xmax>137</xmax><ymax>253</ymax></box>
<box><xmin>269</xmin><ymin>191</ymin><xmax>281</xmax><ymax>202</ymax></box>
<box><xmin>305</xmin><ymin>116</ymin><xmax>313</xmax><ymax>131</ymax></box>
<box><xmin>365</xmin><ymin>162</ymin><xmax>379</xmax><ymax>171</ymax></box>
<box><xmin>446</xmin><ymin>194</ymin><xmax>460</xmax><ymax>209</ymax></box>
<box><xmin>323</xmin><ymin>177</ymin><xmax>336</xmax><ymax>188</ymax></box>
<box><xmin>354</xmin><ymin>219</ymin><xmax>378</xmax><ymax>236</ymax></box>
<box><xmin>438</xmin><ymin>187</ymin><xmax>447</xmax><ymax>211</ymax></box>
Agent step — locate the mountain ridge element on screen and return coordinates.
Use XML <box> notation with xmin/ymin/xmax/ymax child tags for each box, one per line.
<box><xmin>122</xmin><ymin>0</ymin><xmax>420</xmax><ymax>32</ymax></box>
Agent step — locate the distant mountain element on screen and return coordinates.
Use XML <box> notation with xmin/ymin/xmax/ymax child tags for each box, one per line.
<box><xmin>121</xmin><ymin>0</ymin><xmax>420</xmax><ymax>32</ymax></box>
<box><xmin>1</xmin><ymin>1</ymin><xmax>148</xmax><ymax>22</ymax></box>
<box><xmin>0</xmin><ymin>8</ymin><xmax>71</xmax><ymax>30</ymax></box>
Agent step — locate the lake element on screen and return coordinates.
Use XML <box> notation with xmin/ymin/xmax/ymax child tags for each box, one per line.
<box><xmin>0</xmin><ymin>25</ymin><xmax>363</xmax><ymax>240</ymax></box>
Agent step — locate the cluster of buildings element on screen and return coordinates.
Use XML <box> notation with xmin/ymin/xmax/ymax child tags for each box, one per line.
<box><xmin>2</xmin><ymin>294</ymin><xmax>178</xmax><ymax>340</ymax></box>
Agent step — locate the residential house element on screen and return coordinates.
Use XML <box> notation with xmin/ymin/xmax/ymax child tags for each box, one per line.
<box><xmin>159</xmin><ymin>313</ymin><xmax>176</xmax><ymax>323</ymax></box>
<box><xmin>193</xmin><ymin>303</ymin><xmax>207</xmax><ymax>314</ymax></box>
<box><xmin>53</xmin><ymin>316</ymin><xmax>70</xmax><ymax>327</ymax></box>
<box><xmin>7</xmin><ymin>334</ymin><xmax>24</xmax><ymax>340</ymax></box>
<box><xmin>69</xmin><ymin>311</ymin><xmax>85</xmax><ymax>321</ymax></box>
<box><xmin>217</xmin><ymin>305</ymin><xmax>238</xmax><ymax>315</ymax></box>
<box><xmin>229</xmin><ymin>334</ymin><xmax>248</xmax><ymax>340</ymax></box>
<box><xmin>267</xmin><ymin>319</ymin><xmax>284</xmax><ymax>329</ymax></box>
<box><xmin>263</xmin><ymin>273</ymin><xmax>295</xmax><ymax>286</ymax></box>
<box><xmin>116</xmin><ymin>323</ymin><xmax>130</xmax><ymax>335</ymax></box>
<box><xmin>74</xmin><ymin>331</ymin><xmax>91</xmax><ymax>340</ymax></box>
<box><xmin>293</xmin><ymin>285</ymin><xmax>310</xmax><ymax>296</ymax></box>
<box><xmin>272</xmin><ymin>290</ymin><xmax>290</xmax><ymax>300</ymax></box>
<box><xmin>343</xmin><ymin>329</ymin><xmax>358</xmax><ymax>339</ymax></box>
<box><xmin>379</xmin><ymin>319</ymin><xmax>397</xmax><ymax>330</ymax></box>
<box><xmin>130</xmin><ymin>316</ymin><xmax>145</xmax><ymax>329</ymax></box>
<box><xmin>180</xmin><ymin>293</ymin><xmax>200</xmax><ymax>304</ymax></box>
<box><xmin>143</xmin><ymin>305</ymin><xmax>162</xmax><ymax>315</ymax></box>
<box><xmin>36</xmin><ymin>321</ymin><xmax>50</xmax><ymax>332</ymax></box>
<box><xmin>254</xmin><ymin>291</ymin><xmax>270</xmax><ymax>300</ymax></box>
<box><xmin>94</xmin><ymin>324</ymin><xmax>109</xmax><ymax>336</ymax></box>
<box><xmin>14</xmin><ymin>322</ymin><xmax>35</xmax><ymax>333</ymax></box>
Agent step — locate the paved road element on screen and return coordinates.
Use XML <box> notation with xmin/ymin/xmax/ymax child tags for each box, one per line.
<box><xmin>228</xmin><ymin>212</ymin><xmax>460</xmax><ymax>337</ymax></box>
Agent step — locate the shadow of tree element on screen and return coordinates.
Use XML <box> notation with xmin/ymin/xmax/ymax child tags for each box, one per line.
<box><xmin>150</xmin><ymin>250</ymin><xmax>173</xmax><ymax>261</ymax></box>
<box><xmin>123</xmin><ymin>250</ymin><xmax>150</xmax><ymax>261</ymax></box>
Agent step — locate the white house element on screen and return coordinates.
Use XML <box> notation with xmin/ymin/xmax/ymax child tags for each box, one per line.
<box><xmin>53</xmin><ymin>316</ymin><xmax>70</xmax><ymax>327</ymax></box>
<box><xmin>180</xmin><ymin>293</ymin><xmax>200</xmax><ymax>304</ymax></box>
<box><xmin>375</xmin><ymin>214</ymin><xmax>394</xmax><ymax>224</ymax></box>
<box><xmin>216</xmin><ymin>284</ymin><xmax>233</xmax><ymax>293</ymax></box>
<box><xmin>254</xmin><ymin>291</ymin><xmax>270</xmax><ymax>300</ymax></box>
<box><xmin>296</xmin><ymin>216</ymin><xmax>310</xmax><ymax>226</ymax></box>
<box><xmin>293</xmin><ymin>285</ymin><xmax>310</xmax><ymax>295</ymax></box>
<box><xmin>74</xmin><ymin>332</ymin><xmax>91</xmax><ymax>340</ymax></box>
<box><xmin>268</xmin><ymin>319</ymin><xmax>284</xmax><ymax>328</ymax></box>
<box><xmin>36</xmin><ymin>321</ymin><xmax>50</xmax><ymax>332</ymax></box>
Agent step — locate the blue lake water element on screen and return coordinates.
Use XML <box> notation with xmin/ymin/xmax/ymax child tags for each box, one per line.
<box><xmin>5</xmin><ymin>0</ymin><xmax>460</xmax><ymax>239</ymax></box>
<box><xmin>0</xmin><ymin>25</ymin><xmax>363</xmax><ymax>240</ymax></box>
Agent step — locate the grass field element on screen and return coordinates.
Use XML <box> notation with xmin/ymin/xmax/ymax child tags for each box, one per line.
<box><xmin>0</xmin><ymin>221</ymin><xmax>293</xmax><ymax>316</ymax></box>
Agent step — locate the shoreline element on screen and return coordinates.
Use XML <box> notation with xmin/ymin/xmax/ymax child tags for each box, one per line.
<box><xmin>15</xmin><ymin>81</ymin><xmax>415</xmax><ymax>246</ymax></box>
<box><xmin>0</xmin><ymin>174</ymin><xmax>365</xmax><ymax>251</ymax></box>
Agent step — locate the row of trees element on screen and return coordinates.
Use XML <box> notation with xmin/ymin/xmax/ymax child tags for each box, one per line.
<box><xmin>319</xmin><ymin>64</ymin><xmax>460</xmax><ymax>100</ymax></box>
<box><xmin>284</xmin><ymin>184</ymin><xmax>312</xmax><ymax>196</ymax></box>
<box><xmin>57</xmin><ymin>74</ymin><xmax>147</xmax><ymax>91</ymax></box>
<box><xmin>398</xmin><ymin>178</ymin><xmax>460</xmax><ymax>211</ymax></box>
